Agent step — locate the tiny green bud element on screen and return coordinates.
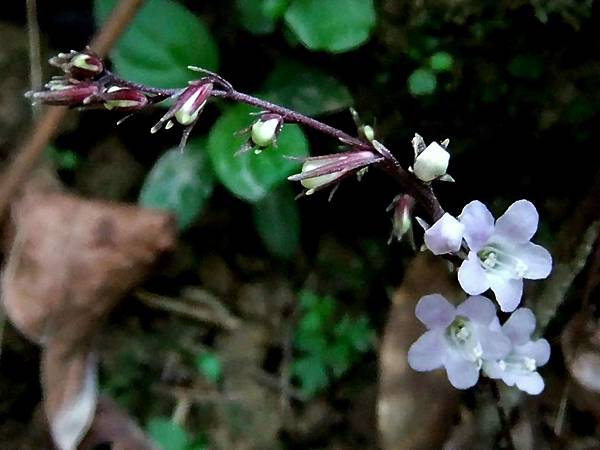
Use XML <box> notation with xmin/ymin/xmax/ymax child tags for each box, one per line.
<box><xmin>251</xmin><ymin>115</ymin><xmax>283</xmax><ymax>148</ymax></box>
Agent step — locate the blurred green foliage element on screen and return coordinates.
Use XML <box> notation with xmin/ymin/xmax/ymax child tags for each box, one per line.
<box><xmin>195</xmin><ymin>351</ymin><xmax>222</xmax><ymax>384</ymax></box>
<box><xmin>139</xmin><ymin>139</ymin><xmax>214</xmax><ymax>230</ymax></box>
<box><xmin>147</xmin><ymin>417</ymin><xmax>207</xmax><ymax>450</ymax></box>
<box><xmin>94</xmin><ymin>0</ymin><xmax>219</xmax><ymax>87</ymax></box>
<box><xmin>292</xmin><ymin>291</ymin><xmax>374</xmax><ymax>397</ymax></box>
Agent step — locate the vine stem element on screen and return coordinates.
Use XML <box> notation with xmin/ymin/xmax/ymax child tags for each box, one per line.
<box><xmin>111</xmin><ymin>74</ymin><xmax>446</xmax><ymax>222</ymax></box>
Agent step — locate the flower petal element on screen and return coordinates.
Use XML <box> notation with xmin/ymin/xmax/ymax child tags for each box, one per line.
<box><xmin>477</xmin><ymin>328</ymin><xmax>511</xmax><ymax>360</ymax></box>
<box><xmin>515</xmin><ymin>372</ymin><xmax>545</xmax><ymax>395</ymax></box>
<box><xmin>407</xmin><ymin>330</ymin><xmax>446</xmax><ymax>371</ymax></box>
<box><xmin>424</xmin><ymin>213</ymin><xmax>465</xmax><ymax>255</ymax></box>
<box><xmin>495</xmin><ymin>200</ymin><xmax>539</xmax><ymax>244</ymax></box>
<box><xmin>456</xmin><ymin>295</ymin><xmax>496</xmax><ymax>325</ymax></box>
<box><xmin>457</xmin><ymin>252</ymin><xmax>490</xmax><ymax>295</ymax></box>
<box><xmin>512</xmin><ymin>242</ymin><xmax>552</xmax><ymax>280</ymax></box>
<box><xmin>517</xmin><ymin>339</ymin><xmax>551</xmax><ymax>367</ymax></box>
<box><xmin>502</xmin><ymin>308</ymin><xmax>536</xmax><ymax>345</ymax></box>
<box><xmin>444</xmin><ymin>354</ymin><xmax>480</xmax><ymax>389</ymax></box>
<box><xmin>415</xmin><ymin>294</ymin><xmax>455</xmax><ymax>329</ymax></box>
<box><xmin>488</xmin><ymin>275</ymin><xmax>523</xmax><ymax>312</ymax></box>
<box><xmin>459</xmin><ymin>200</ymin><xmax>495</xmax><ymax>252</ymax></box>
<box><xmin>482</xmin><ymin>360</ymin><xmax>504</xmax><ymax>379</ymax></box>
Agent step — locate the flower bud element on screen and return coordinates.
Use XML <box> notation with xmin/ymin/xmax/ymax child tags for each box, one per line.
<box><xmin>102</xmin><ymin>86</ymin><xmax>148</xmax><ymax>111</ymax></box>
<box><xmin>25</xmin><ymin>79</ymin><xmax>99</xmax><ymax>106</ymax></box>
<box><xmin>251</xmin><ymin>114</ymin><xmax>283</xmax><ymax>148</ymax></box>
<box><xmin>388</xmin><ymin>194</ymin><xmax>415</xmax><ymax>244</ymax></box>
<box><xmin>151</xmin><ymin>82</ymin><xmax>213</xmax><ymax>134</ymax></box>
<box><xmin>174</xmin><ymin>82</ymin><xmax>213</xmax><ymax>126</ymax></box>
<box><xmin>49</xmin><ymin>49</ymin><xmax>104</xmax><ymax>80</ymax></box>
<box><xmin>288</xmin><ymin>150</ymin><xmax>382</xmax><ymax>195</ymax></box>
<box><xmin>412</xmin><ymin>141</ymin><xmax>450</xmax><ymax>182</ymax></box>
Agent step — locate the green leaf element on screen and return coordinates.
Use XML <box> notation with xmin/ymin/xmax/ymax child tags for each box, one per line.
<box><xmin>407</xmin><ymin>68</ymin><xmax>437</xmax><ymax>96</ymax></box>
<box><xmin>147</xmin><ymin>417</ymin><xmax>191</xmax><ymax>450</ymax></box>
<box><xmin>195</xmin><ymin>352</ymin><xmax>222</xmax><ymax>384</ymax></box>
<box><xmin>284</xmin><ymin>0</ymin><xmax>376</xmax><ymax>53</ymax></box>
<box><xmin>507</xmin><ymin>54</ymin><xmax>543</xmax><ymax>80</ymax></box>
<box><xmin>292</xmin><ymin>356</ymin><xmax>329</xmax><ymax>396</ymax></box>
<box><xmin>94</xmin><ymin>0</ymin><xmax>219</xmax><ymax>88</ymax></box>
<box><xmin>429</xmin><ymin>51</ymin><xmax>454</xmax><ymax>72</ymax></box>
<box><xmin>253</xmin><ymin>184</ymin><xmax>300</xmax><ymax>259</ymax></box>
<box><xmin>260</xmin><ymin>60</ymin><xmax>352</xmax><ymax>115</ymax></box>
<box><xmin>236</xmin><ymin>0</ymin><xmax>289</xmax><ymax>34</ymax></box>
<box><xmin>139</xmin><ymin>139</ymin><xmax>214</xmax><ymax>230</ymax></box>
<box><xmin>207</xmin><ymin>104</ymin><xmax>309</xmax><ymax>203</ymax></box>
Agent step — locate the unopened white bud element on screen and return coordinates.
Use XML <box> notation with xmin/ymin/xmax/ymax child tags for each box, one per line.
<box><xmin>413</xmin><ymin>142</ymin><xmax>450</xmax><ymax>182</ymax></box>
<box><xmin>251</xmin><ymin>118</ymin><xmax>281</xmax><ymax>147</ymax></box>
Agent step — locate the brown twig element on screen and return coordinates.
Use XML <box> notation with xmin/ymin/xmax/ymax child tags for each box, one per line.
<box><xmin>0</xmin><ymin>0</ymin><xmax>147</xmax><ymax>221</ymax></box>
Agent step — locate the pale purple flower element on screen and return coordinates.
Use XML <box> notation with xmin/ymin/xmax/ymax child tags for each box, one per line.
<box><xmin>422</xmin><ymin>213</ymin><xmax>465</xmax><ymax>255</ymax></box>
<box><xmin>408</xmin><ymin>294</ymin><xmax>511</xmax><ymax>389</ymax></box>
<box><xmin>483</xmin><ymin>308</ymin><xmax>550</xmax><ymax>395</ymax></box>
<box><xmin>457</xmin><ymin>200</ymin><xmax>552</xmax><ymax>312</ymax></box>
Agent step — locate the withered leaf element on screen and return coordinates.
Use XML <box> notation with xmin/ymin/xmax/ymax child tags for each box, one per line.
<box><xmin>2</xmin><ymin>190</ymin><xmax>176</xmax><ymax>450</ymax></box>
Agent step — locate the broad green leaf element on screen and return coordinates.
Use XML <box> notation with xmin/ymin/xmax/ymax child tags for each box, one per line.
<box><xmin>195</xmin><ymin>352</ymin><xmax>222</xmax><ymax>384</ymax></box>
<box><xmin>147</xmin><ymin>417</ymin><xmax>190</xmax><ymax>450</ymax></box>
<box><xmin>507</xmin><ymin>54</ymin><xmax>543</xmax><ymax>80</ymax></box>
<box><xmin>429</xmin><ymin>51</ymin><xmax>454</xmax><ymax>72</ymax></box>
<box><xmin>260</xmin><ymin>60</ymin><xmax>352</xmax><ymax>115</ymax></box>
<box><xmin>207</xmin><ymin>104</ymin><xmax>309</xmax><ymax>202</ymax></box>
<box><xmin>236</xmin><ymin>0</ymin><xmax>289</xmax><ymax>34</ymax></box>
<box><xmin>284</xmin><ymin>0</ymin><xmax>376</xmax><ymax>53</ymax></box>
<box><xmin>253</xmin><ymin>184</ymin><xmax>300</xmax><ymax>259</ymax></box>
<box><xmin>139</xmin><ymin>139</ymin><xmax>214</xmax><ymax>230</ymax></box>
<box><xmin>407</xmin><ymin>68</ymin><xmax>437</xmax><ymax>96</ymax></box>
<box><xmin>94</xmin><ymin>0</ymin><xmax>218</xmax><ymax>88</ymax></box>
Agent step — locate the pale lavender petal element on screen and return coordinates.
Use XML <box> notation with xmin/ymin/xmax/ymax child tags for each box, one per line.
<box><xmin>457</xmin><ymin>252</ymin><xmax>489</xmax><ymax>295</ymax></box>
<box><xmin>477</xmin><ymin>328</ymin><xmax>511</xmax><ymax>360</ymax></box>
<box><xmin>495</xmin><ymin>200</ymin><xmax>539</xmax><ymax>243</ymax></box>
<box><xmin>456</xmin><ymin>295</ymin><xmax>496</xmax><ymax>325</ymax></box>
<box><xmin>518</xmin><ymin>339</ymin><xmax>551</xmax><ymax>366</ymax></box>
<box><xmin>407</xmin><ymin>330</ymin><xmax>446</xmax><ymax>371</ymax></box>
<box><xmin>515</xmin><ymin>372</ymin><xmax>545</xmax><ymax>395</ymax></box>
<box><xmin>445</xmin><ymin>354</ymin><xmax>479</xmax><ymax>389</ymax></box>
<box><xmin>488</xmin><ymin>275</ymin><xmax>523</xmax><ymax>312</ymax></box>
<box><xmin>415</xmin><ymin>294</ymin><xmax>455</xmax><ymax>329</ymax></box>
<box><xmin>482</xmin><ymin>360</ymin><xmax>504</xmax><ymax>379</ymax></box>
<box><xmin>424</xmin><ymin>213</ymin><xmax>465</xmax><ymax>255</ymax></box>
<box><xmin>459</xmin><ymin>200</ymin><xmax>495</xmax><ymax>251</ymax></box>
<box><xmin>512</xmin><ymin>242</ymin><xmax>552</xmax><ymax>280</ymax></box>
<box><xmin>503</xmin><ymin>308</ymin><xmax>536</xmax><ymax>345</ymax></box>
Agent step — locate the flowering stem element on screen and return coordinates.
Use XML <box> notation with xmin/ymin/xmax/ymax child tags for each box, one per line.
<box><xmin>84</xmin><ymin>70</ymin><xmax>446</xmax><ymax>222</ymax></box>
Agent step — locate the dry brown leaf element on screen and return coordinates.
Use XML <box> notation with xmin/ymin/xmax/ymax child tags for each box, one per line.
<box><xmin>1</xmin><ymin>190</ymin><xmax>176</xmax><ymax>450</ymax></box>
<box><xmin>378</xmin><ymin>253</ymin><xmax>462</xmax><ymax>450</ymax></box>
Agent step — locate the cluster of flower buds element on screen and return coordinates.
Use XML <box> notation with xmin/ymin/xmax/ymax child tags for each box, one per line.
<box><xmin>25</xmin><ymin>49</ymin><xmax>153</xmax><ymax>114</ymax></box>
<box><xmin>408</xmin><ymin>294</ymin><xmax>550</xmax><ymax>394</ymax></box>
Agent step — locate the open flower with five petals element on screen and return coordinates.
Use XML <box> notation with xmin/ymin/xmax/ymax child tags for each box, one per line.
<box><xmin>408</xmin><ymin>294</ymin><xmax>511</xmax><ymax>389</ymax></box>
<box><xmin>457</xmin><ymin>200</ymin><xmax>552</xmax><ymax>312</ymax></box>
<box><xmin>483</xmin><ymin>308</ymin><xmax>550</xmax><ymax>394</ymax></box>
